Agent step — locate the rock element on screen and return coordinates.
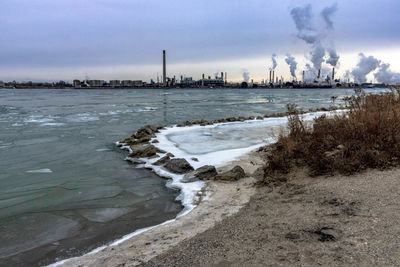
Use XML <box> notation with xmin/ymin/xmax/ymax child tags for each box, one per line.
<box><xmin>238</xmin><ymin>116</ymin><xmax>246</xmax><ymax>121</ymax></box>
<box><xmin>215</xmin><ymin>166</ymin><xmax>246</xmax><ymax>181</ymax></box>
<box><xmin>165</xmin><ymin>158</ymin><xmax>194</xmax><ymax>174</ymax></box>
<box><xmin>152</xmin><ymin>139</ymin><xmax>159</xmax><ymax>143</ymax></box>
<box><xmin>256</xmin><ymin>116</ymin><xmax>263</xmax><ymax>120</ymax></box>
<box><xmin>153</xmin><ymin>155</ymin><xmax>170</xmax><ymax>166</ymax></box>
<box><xmin>138</xmin><ymin>136</ymin><xmax>151</xmax><ymax>143</ymax></box>
<box><xmin>248</xmin><ymin>116</ymin><xmax>255</xmax><ymax>120</ymax></box>
<box><xmin>194</xmin><ymin>165</ymin><xmax>218</xmax><ymax>180</ymax></box>
<box><xmin>148</xmin><ymin>124</ymin><xmax>164</xmax><ymax>132</ymax></box>
<box><xmin>191</xmin><ymin>157</ymin><xmax>199</xmax><ymax>162</ymax></box>
<box><xmin>177</xmin><ymin>121</ymin><xmax>192</xmax><ymax>127</ymax></box>
<box><xmin>227</xmin><ymin>117</ymin><xmax>236</xmax><ymax>122</ymax></box>
<box><xmin>129</xmin><ymin>145</ymin><xmax>158</xmax><ymax>158</ymax></box>
<box><xmin>167</xmin><ymin>153</ymin><xmax>175</xmax><ymax>158</ymax></box>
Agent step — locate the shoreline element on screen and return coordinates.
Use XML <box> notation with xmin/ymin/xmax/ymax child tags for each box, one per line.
<box><xmin>52</xmin><ymin>151</ymin><xmax>262</xmax><ymax>266</ymax></box>
<box><xmin>51</xmin><ymin>109</ymin><xmax>342</xmax><ymax>266</ymax></box>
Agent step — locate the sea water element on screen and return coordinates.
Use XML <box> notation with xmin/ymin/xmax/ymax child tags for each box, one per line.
<box><xmin>0</xmin><ymin>88</ymin><xmax>387</xmax><ymax>266</ymax></box>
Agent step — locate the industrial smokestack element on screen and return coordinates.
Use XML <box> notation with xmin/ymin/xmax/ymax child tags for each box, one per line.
<box><xmin>221</xmin><ymin>72</ymin><xmax>224</xmax><ymax>80</ymax></box>
<box><xmin>332</xmin><ymin>67</ymin><xmax>335</xmax><ymax>81</ymax></box>
<box><xmin>317</xmin><ymin>69</ymin><xmax>321</xmax><ymax>79</ymax></box>
<box><xmin>272</xmin><ymin>71</ymin><xmax>275</xmax><ymax>83</ymax></box>
<box><xmin>163</xmin><ymin>50</ymin><xmax>166</xmax><ymax>86</ymax></box>
<box><xmin>225</xmin><ymin>72</ymin><xmax>227</xmax><ymax>83</ymax></box>
<box><xmin>302</xmin><ymin>70</ymin><xmax>305</xmax><ymax>82</ymax></box>
<box><xmin>269</xmin><ymin>70</ymin><xmax>272</xmax><ymax>83</ymax></box>
<box><xmin>202</xmin><ymin>74</ymin><xmax>205</xmax><ymax>80</ymax></box>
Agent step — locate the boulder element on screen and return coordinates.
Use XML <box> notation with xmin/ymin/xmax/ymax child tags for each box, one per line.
<box><xmin>129</xmin><ymin>145</ymin><xmax>158</xmax><ymax>158</ymax></box>
<box><xmin>177</xmin><ymin>121</ymin><xmax>192</xmax><ymax>127</ymax></box>
<box><xmin>153</xmin><ymin>155</ymin><xmax>170</xmax><ymax>166</ymax></box>
<box><xmin>152</xmin><ymin>139</ymin><xmax>159</xmax><ymax>143</ymax></box>
<box><xmin>191</xmin><ymin>157</ymin><xmax>199</xmax><ymax>162</ymax></box>
<box><xmin>194</xmin><ymin>165</ymin><xmax>218</xmax><ymax>180</ymax></box>
<box><xmin>215</xmin><ymin>166</ymin><xmax>246</xmax><ymax>181</ymax></box>
<box><xmin>256</xmin><ymin>116</ymin><xmax>263</xmax><ymax>120</ymax></box>
<box><xmin>167</xmin><ymin>152</ymin><xmax>175</xmax><ymax>158</ymax></box>
<box><xmin>165</xmin><ymin>158</ymin><xmax>194</xmax><ymax>174</ymax></box>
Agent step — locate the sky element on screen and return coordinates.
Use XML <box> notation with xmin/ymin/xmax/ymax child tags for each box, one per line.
<box><xmin>0</xmin><ymin>0</ymin><xmax>400</xmax><ymax>82</ymax></box>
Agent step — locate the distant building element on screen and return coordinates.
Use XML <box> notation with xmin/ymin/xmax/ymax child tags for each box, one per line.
<box><xmin>121</xmin><ymin>80</ymin><xmax>134</xmax><ymax>87</ymax></box>
<box><xmin>87</xmin><ymin>80</ymin><xmax>106</xmax><ymax>87</ymax></box>
<box><xmin>73</xmin><ymin>80</ymin><xmax>81</xmax><ymax>88</ymax></box>
<box><xmin>0</xmin><ymin>81</ymin><xmax>4</xmax><ymax>87</ymax></box>
<box><xmin>110</xmin><ymin>80</ymin><xmax>121</xmax><ymax>87</ymax></box>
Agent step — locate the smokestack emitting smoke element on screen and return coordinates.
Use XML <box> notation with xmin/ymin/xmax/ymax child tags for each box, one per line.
<box><xmin>351</xmin><ymin>53</ymin><xmax>380</xmax><ymax>83</ymax></box>
<box><xmin>332</xmin><ymin>68</ymin><xmax>335</xmax><ymax>81</ymax></box>
<box><xmin>271</xmin><ymin>53</ymin><xmax>278</xmax><ymax>70</ymax></box>
<box><xmin>242</xmin><ymin>71</ymin><xmax>250</xmax><ymax>82</ymax></box>
<box><xmin>285</xmin><ymin>54</ymin><xmax>298</xmax><ymax>79</ymax></box>
<box><xmin>317</xmin><ymin>69</ymin><xmax>321</xmax><ymax>79</ymax></box>
<box><xmin>269</xmin><ymin>70</ymin><xmax>272</xmax><ymax>83</ymax></box>
<box><xmin>272</xmin><ymin>71</ymin><xmax>275</xmax><ymax>83</ymax></box>
<box><xmin>162</xmin><ymin>50</ymin><xmax>166</xmax><ymax>86</ymax></box>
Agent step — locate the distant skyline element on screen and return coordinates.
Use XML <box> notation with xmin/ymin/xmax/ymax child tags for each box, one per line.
<box><xmin>1</xmin><ymin>0</ymin><xmax>399</xmax><ymax>83</ymax></box>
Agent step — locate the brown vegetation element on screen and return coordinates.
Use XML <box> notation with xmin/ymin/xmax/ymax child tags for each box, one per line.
<box><xmin>263</xmin><ymin>88</ymin><xmax>400</xmax><ymax>183</ymax></box>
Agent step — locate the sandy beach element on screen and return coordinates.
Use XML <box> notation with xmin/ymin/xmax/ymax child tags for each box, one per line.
<box><xmin>143</xmin><ymin>166</ymin><xmax>400</xmax><ymax>266</ymax></box>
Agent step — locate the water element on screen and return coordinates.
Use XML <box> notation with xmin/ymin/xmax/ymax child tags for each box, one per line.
<box><xmin>0</xmin><ymin>88</ymin><xmax>386</xmax><ymax>266</ymax></box>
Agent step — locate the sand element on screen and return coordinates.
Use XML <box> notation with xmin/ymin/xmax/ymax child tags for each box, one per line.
<box><xmin>144</xmin><ymin>167</ymin><xmax>400</xmax><ymax>266</ymax></box>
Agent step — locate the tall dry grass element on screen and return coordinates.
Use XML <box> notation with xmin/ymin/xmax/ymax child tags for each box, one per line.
<box><xmin>263</xmin><ymin>88</ymin><xmax>400</xmax><ymax>182</ymax></box>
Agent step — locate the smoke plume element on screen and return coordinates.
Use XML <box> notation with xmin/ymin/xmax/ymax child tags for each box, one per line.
<box><xmin>285</xmin><ymin>54</ymin><xmax>298</xmax><ymax>78</ymax></box>
<box><xmin>290</xmin><ymin>3</ymin><xmax>340</xmax><ymax>71</ymax></box>
<box><xmin>242</xmin><ymin>71</ymin><xmax>250</xmax><ymax>83</ymax></box>
<box><xmin>351</xmin><ymin>53</ymin><xmax>380</xmax><ymax>84</ymax></box>
<box><xmin>270</xmin><ymin>53</ymin><xmax>278</xmax><ymax>70</ymax></box>
<box><xmin>374</xmin><ymin>63</ymin><xmax>400</xmax><ymax>84</ymax></box>
<box><xmin>321</xmin><ymin>3</ymin><xmax>338</xmax><ymax>30</ymax></box>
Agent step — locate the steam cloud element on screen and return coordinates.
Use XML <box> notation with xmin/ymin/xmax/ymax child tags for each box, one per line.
<box><xmin>285</xmin><ymin>54</ymin><xmax>298</xmax><ymax>78</ymax></box>
<box><xmin>242</xmin><ymin>71</ymin><xmax>250</xmax><ymax>83</ymax></box>
<box><xmin>351</xmin><ymin>53</ymin><xmax>380</xmax><ymax>84</ymax></box>
<box><xmin>270</xmin><ymin>53</ymin><xmax>278</xmax><ymax>70</ymax></box>
<box><xmin>374</xmin><ymin>63</ymin><xmax>400</xmax><ymax>84</ymax></box>
<box><xmin>290</xmin><ymin>3</ymin><xmax>340</xmax><ymax>73</ymax></box>
<box><xmin>321</xmin><ymin>3</ymin><xmax>338</xmax><ymax>30</ymax></box>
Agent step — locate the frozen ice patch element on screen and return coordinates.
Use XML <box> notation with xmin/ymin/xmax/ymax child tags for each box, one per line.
<box><xmin>26</xmin><ymin>168</ymin><xmax>53</xmax><ymax>173</ymax></box>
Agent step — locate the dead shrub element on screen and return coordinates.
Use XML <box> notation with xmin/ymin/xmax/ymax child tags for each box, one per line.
<box><xmin>262</xmin><ymin>88</ymin><xmax>400</xmax><ymax>184</ymax></box>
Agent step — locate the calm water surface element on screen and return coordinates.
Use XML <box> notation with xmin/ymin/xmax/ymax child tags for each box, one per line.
<box><xmin>0</xmin><ymin>88</ymin><xmax>385</xmax><ymax>266</ymax></box>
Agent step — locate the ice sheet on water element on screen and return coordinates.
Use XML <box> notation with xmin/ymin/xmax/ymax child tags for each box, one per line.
<box><xmin>78</xmin><ymin>207</ymin><xmax>135</xmax><ymax>223</ymax></box>
<box><xmin>0</xmin><ymin>213</ymin><xmax>80</xmax><ymax>259</ymax></box>
<box><xmin>25</xmin><ymin>168</ymin><xmax>52</xmax><ymax>174</ymax></box>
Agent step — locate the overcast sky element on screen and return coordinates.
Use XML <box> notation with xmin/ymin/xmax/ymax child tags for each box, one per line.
<box><xmin>1</xmin><ymin>0</ymin><xmax>399</xmax><ymax>82</ymax></box>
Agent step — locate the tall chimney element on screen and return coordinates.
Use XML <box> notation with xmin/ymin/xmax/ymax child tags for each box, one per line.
<box><xmin>225</xmin><ymin>72</ymin><xmax>227</xmax><ymax>83</ymax></box>
<box><xmin>221</xmin><ymin>72</ymin><xmax>224</xmax><ymax>80</ymax></box>
<box><xmin>332</xmin><ymin>67</ymin><xmax>335</xmax><ymax>81</ymax></box>
<box><xmin>202</xmin><ymin>74</ymin><xmax>205</xmax><ymax>80</ymax></box>
<box><xmin>269</xmin><ymin>70</ymin><xmax>272</xmax><ymax>83</ymax></box>
<box><xmin>272</xmin><ymin>71</ymin><xmax>275</xmax><ymax>84</ymax></box>
<box><xmin>162</xmin><ymin>50</ymin><xmax>166</xmax><ymax>86</ymax></box>
<box><xmin>302</xmin><ymin>70</ymin><xmax>305</xmax><ymax>82</ymax></box>
<box><xmin>317</xmin><ymin>69</ymin><xmax>321</xmax><ymax>79</ymax></box>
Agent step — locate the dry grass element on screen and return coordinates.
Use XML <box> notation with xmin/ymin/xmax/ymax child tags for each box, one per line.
<box><xmin>263</xmin><ymin>88</ymin><xmax>400</xmax><ymax>183</ymax></box>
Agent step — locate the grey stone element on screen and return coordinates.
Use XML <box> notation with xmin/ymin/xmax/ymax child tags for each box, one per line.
<box><xmin>215</xmin><ymin>166</ymin><xmax>246</xmax><ymax>181</ymax></box>
<box><xmin>165</xmin><ymin>158</ymin><xmax>194</xmax><ymax>174</ymax></box>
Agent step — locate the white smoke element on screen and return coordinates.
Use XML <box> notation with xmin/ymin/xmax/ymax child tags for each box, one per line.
<box><xmin>242</xmin><ymin>71</ymin><xmax>250</xmax><ymax>83</ymax></box>
<box><xmin>270</xmin><ymin>53</ymin><xmax>278</xmax><ymax>70</ymax></box>
<box><xmin>351</xmin><ymin>53</ymin><xmax>380</xmax><ymax>84</ymax></box>
<box><xmin>326</xmin><ymin>48</ymin><xmax>340</xmax><ymax>67</ymax></box>
<box><xmin>343</xmin><ymin>70</ymin><xmax>352</xmax><ymax>83</ymax></box>
<box><xmin>285</xmin><ymin>54</ymin><xmax>298</xmax><ymax>78</ymax></box>
<box><xmin>374</xmin><ymin>63</ymin><xmax>400</xmax><ymax>84</ymax></box>
<box><xmin>290</xmin><ymin>3</ymin><xmax>340</xmax><ymax>72</ymax></box>
<box><xmin>321</xmin><ymin>3</ymin><xmax>338</xmax><ymax>30</ymax></box>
